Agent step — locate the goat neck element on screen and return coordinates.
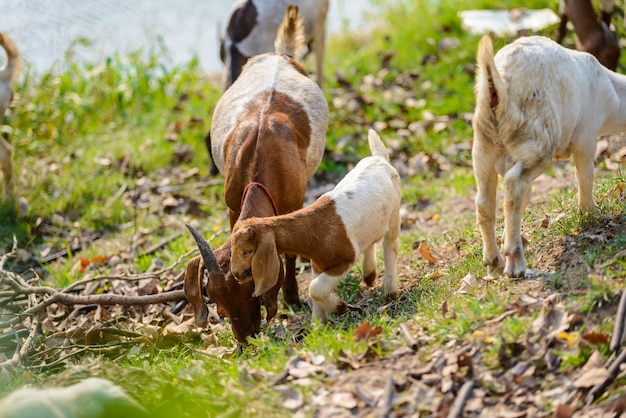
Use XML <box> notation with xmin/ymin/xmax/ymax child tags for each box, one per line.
<box><xmin>239</xmin><ymin>182</ymin><xmax>278</xmax><ymax>221</ymax></box>
<box><xmin>247</xmin><ymin>195</ymin><xmax>355</xmax><ymax>272</ymax></box>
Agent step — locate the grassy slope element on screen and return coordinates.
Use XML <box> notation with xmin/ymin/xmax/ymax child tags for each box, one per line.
<box><xmin>1</xmin><ymin>0</ymin><xmax>626</xmax><ymax>416</ymax></box>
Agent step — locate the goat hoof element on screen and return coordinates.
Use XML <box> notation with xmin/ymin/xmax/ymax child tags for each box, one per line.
<box><xmin>336</xmin><ymin>301</ymin><xmax>348</xmax><ymax>316</ymax></box>
<box><xmin>363</xmin><ymin>271</ymin><xmax>377</xmax><ymax>287</ymax></box>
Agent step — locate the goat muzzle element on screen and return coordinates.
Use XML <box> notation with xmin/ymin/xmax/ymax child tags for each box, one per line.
<box><xmin>234</xmin><ymin>268</ymin><xmax>253</xmax><ymax>284</ymax></box>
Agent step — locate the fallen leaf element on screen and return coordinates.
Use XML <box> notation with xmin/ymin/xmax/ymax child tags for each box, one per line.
<box><xmin>441</xmin><ymin>300</ymin><xmax>448</xmax><ymax>318</ymax></box>
<box><xmin>457</xmin><ymin>273</ymin><xmax>476</xmax><ymax>294</ymax></box>
<box><xmin>573</xmin><ymin>367</ymin><xmax>610</xmax><ymax>388</ymax></box>
<box><xmin>353</xmin><ymin>322</ymin><xmax>383</xmax><ymax>342</ymax></box>
<box><xmin>582</xmin><ymin>332</ymin><xmax>610</xmax><ymax>346</ymax></box>
<box><xmin>554</xmin><ymin>403</ymin><xmax>572</xmax><ymax>418</ymax></box>
<box><xmin>418</xmin><ymin>242</ymin><xmax>436</xmax><ymax>263</ymax></box>
<box><xmin>274</xmin><ymin>385</ymin><xmax>303</xmax><ymax>410</ymax></box>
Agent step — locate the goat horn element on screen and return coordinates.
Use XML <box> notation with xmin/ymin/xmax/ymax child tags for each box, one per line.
<box><xmin>185</xmin><ymin>224</ymin><xmax>220</xmax><ymax>275</ymax></box>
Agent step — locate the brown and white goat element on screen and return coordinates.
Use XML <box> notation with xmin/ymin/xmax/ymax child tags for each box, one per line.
<box><xmin>556</xmin><ymin>0</ymin><xmax>620</xmax><ymax>71</ymax></box>
<box><xmin>229</xmin><ymin>130</ymin><xmax>401</xmax><ymax>324</ymax></box>
<box><xmin>473</xmin><ymin>35</ymin><xmax>626</xmax><ymax>278</ymax></box>
<box><xmin>185</xmin><ymin>5</ymin><xmax>328</xmax><ymax>341</ymax></box>
<box><xmin>184</xmin><ymin>224</ymin><xmax>283</xmax><ymax>343</ymax></box>
<box><xmin>219</xmin><ymin>0</ymin><xmax>328</xmax><ymax>91</ymax></box>
<box><xmin>0</xmin><ymin>33</ymin><xmax>20</xmax><ymax>197</ymax></box>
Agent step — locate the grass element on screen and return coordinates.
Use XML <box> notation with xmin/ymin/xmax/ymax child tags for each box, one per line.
<box><xmin>2</xmin><ymin>0</ymin><xmax>626</xmax><ymax>415</ymax></box>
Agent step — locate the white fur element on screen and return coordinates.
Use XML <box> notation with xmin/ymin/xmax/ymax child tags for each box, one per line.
<box><xmin>221</xmin><ymin>0</ymin><xmax>328</xmax><ymax>87</ymax></box>
<box><xmin>473</xmin><ymin>35</ymin><xmax>626</xmax><ymax>278</ymax></box>
<box><xmin>210</xmin><ymin>53</ymin><xmax>327</xmax><ymax>179</ymax></box>
<box><xmin>309</xmin><ymin>131</ymin><xmax>402</xmax><ymax>321</ymax></box>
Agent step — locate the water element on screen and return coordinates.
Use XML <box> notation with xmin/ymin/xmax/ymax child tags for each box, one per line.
<box><xmin>0</xmin><ymin>0</ymin><xmax>373</xmax><ymax>74</ymax></box>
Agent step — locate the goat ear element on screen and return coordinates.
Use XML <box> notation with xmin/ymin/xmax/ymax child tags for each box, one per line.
<box><xmin>251</xmin><ymin>234</ymin><xmax>280</xmax><ymax>297</ymax></box>
<box><xmin>183</xmin><ymin>255</ymin><xmax>209</xmax><ymax>327</ymax></box>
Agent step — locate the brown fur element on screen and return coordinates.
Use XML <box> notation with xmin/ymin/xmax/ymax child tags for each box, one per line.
<box><xmin>183</xmin><ymin>238</ymin><xmax>283</xmax><ymax>343</ymax></box>
<box><xmin>556</xmin><ymin>0</ymin><xmax>620</xmax><ymax>71</ymax></box>
<box><xmin>230</xmin><ymin>196</ymin><xmax>356</xmax><ymax>299</ymax></box>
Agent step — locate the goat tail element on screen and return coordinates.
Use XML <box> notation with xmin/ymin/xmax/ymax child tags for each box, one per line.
<box><xmin>367</xmin><ymin>129</ymin><xmax>390</xmax><ymax>161</ymax></box>
<box><xmin>475</xmin><ymin>35</ymin><xmax>506</xmax><ymax>114</ymax></box>
<box><xmin>0</xmin><ymin>33</ymin><xmax>22</xmax><ymax>83</ymax></box>
<box><xmin>274</xmin><ymin>4</ymin><xmax>305</xmax><ymax>58</ymax></box>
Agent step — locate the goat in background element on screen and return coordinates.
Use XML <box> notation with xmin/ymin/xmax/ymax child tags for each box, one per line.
<box><xmin>0</xmin><ymin>33</ymin><xmax>21</xmax><ymax>198</ymax></box>
<box><xmin>472</xmin><ymin>35</ymin><xmax>626</xmax><ymax>278</ymax></box>
<box><xmin>556</xmin><ymin>0</ymin><xmax>620</xmax><ymax>71</ymax></box>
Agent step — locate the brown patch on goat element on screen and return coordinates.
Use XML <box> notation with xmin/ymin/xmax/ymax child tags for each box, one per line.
<box><xmin>363</xmin><ymin>271</ymin><xmax>378</xmax><ymax>287</ymax></box>
<box><xmin>223</xmin><ymin>90</ymin><xmax>312</xmax><ymax>223</ymax></box>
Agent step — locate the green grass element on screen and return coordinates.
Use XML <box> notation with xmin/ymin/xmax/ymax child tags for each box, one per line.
<box><xmin>3</xmin><ymin>0</ymin><xmax>626</xmax><ymax>415</ymax></box>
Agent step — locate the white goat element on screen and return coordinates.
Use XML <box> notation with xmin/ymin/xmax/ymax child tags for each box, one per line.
<box><xmin>219</xmin><ymin>0</ymin><xmax>328</xmax><ymax>90</ymax></box>
<box><xmin>229</xmin><ymin>130</ymin><xmax>401</xmax><ymax>323</ymax></box>
<box><xmin>0</xmin><ymin>33</ymin><xmax>20</xmax><ymax>197</ymax></box>
<box><xmin>473</xmin><ymin>35</ymin><xmax>626</xmax><ymax>278</ymax></box>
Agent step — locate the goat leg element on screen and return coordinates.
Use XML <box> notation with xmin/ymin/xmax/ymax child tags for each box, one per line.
<box><xmin>282</xmin><ymin>254</ymin><xmax>302</xmax><ymax>307</ymax></box>
<box><xmin>572</xmin><ymin>138</ymin><xmax>599</xmax><ymax>212</ymax></box>
<box><xmin>473</xmin><ymin>150</ymin><xmax>504</xmax><ymax>274</ymax></box>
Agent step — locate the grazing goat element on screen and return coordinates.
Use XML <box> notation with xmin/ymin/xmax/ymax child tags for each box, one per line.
<box><xmin>472</xmin><ymin>35</ymin><xmax>626</xmax><ymax>278</ymax></box>
<box><xmin>219</xmin><ymin>0</ymin><xmax>328</xmax><ymax>91</ymax></box>
<box><xmin>556</xmin><ymin>0</ymin><xmax>620</xmax><ymax>71</ymax></box>
<box><xmin>184</xmin><ymin>224</ymin><xmax>283</xmax><ymax>343</ymax></box>
<box><xmin>0</xmin><ymin>33</ymin><xmax>20</xmax><ymax>197</ymax></box>
<box><xmin>229</xmin><ymin>130</ymin><xmax>401</xmax><ymax>324</ymax></box>
<box><xmin>185</xmin><ymin>5</ymin><xmax>328</xmax><ymax>341</ymax></box>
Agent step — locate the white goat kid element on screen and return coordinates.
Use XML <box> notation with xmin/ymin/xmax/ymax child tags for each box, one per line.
<box><xmin>230</xmin><ymin>130</ymin><xmax>402</xmax><ymax>323</ymax></box>
<box><xmin>473</xmin><ymin>35</ymin><xmax>626</xmax><ymax>278</ymax></box>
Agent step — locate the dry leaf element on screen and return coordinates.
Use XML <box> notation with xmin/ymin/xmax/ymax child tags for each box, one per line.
<box><xmin>573</xmin><ymin>367</ymin><xmax>610</xmax><ymax>388</ymax></box>
<box><xmin>418</xmin><ymin>242</ymin><xmax>436</xmax><ymax>263</ymax></box>
<box><xmin>457</xmin><ymin>273</ymin><xmax>476</xmax><ymax>294</ymax></box>
<box><xmin>353</xmin><ymin>322</ymin><xmax>383</xmax><ymax>342</ymax></box>
<box><xmin>554</xmin><ymin>404</ymin><xmax>572</xmax><ymax>418</ymax></box>
<box><xmin>582</xmin><ymin>332</ymin><xmax>610</xmax><ymax>346</ymax></box>
<box><xmin>441</xmin><ymin>300</ymin><xmax>448</xmax><ymax>318</ymax></box>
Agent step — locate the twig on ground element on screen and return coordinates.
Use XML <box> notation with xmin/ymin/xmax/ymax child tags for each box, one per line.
<box><xmin>610</xmin><ymin>288</ymin><xmax>626</xmax><ymax>352</ymax></box>
<box><xmin>398</xmin><ymin>323</ymin><xmax>417</xmax><ymax>351</ymax></box>
<box><xmin>446</xmin><ymin>380</ymin><xmax>474</xmax><ymax>418</ymax></box>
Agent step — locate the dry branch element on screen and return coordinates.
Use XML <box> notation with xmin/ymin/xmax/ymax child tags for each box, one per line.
<box><xmin>610</xmin><ymin>288</ymin><xmax>626</xmax><ymax>352</ymax></box>
<box><xmin>447</xmin><ymin>380</ymin><xmax>474</xmax><ymax>418</ymax></box>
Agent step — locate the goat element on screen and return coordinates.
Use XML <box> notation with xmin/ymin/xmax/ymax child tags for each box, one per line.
<box><xmin>185</xmin><ymin>5</ymin><xmax>328</xmax><ymax>342</ymax></box>
<box><xmin>219</xmin><ymin>0</ymin><xmax>328</xmax><ymax>91</ymax></box>
<box><xmin>0</xmin><ymin>33</ymin><xmax>20</xmax><ymax>197</ymax></box>
<box><xmin>184</xmin><ymin>224</ymin><xmax>283</xmax><ymax>343</ymax></box>
<box><xmin>206</xmin><ymin>0</ymin><xmax>329</xmax><ymax>175</ymax></box>
<box><xmin>229</xmin><ymin>130</ymin><xmax>401</xmax><ymax>324</ymax></box>
<box><xmin>472</xmin><ymin>35</ymin><xmax>626</xmax><ymax>278</ymax></box>
<box><xmin>556</xmin><ymin>0</ymin><xmax>620</xmax><ymax>71</ymax></box>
